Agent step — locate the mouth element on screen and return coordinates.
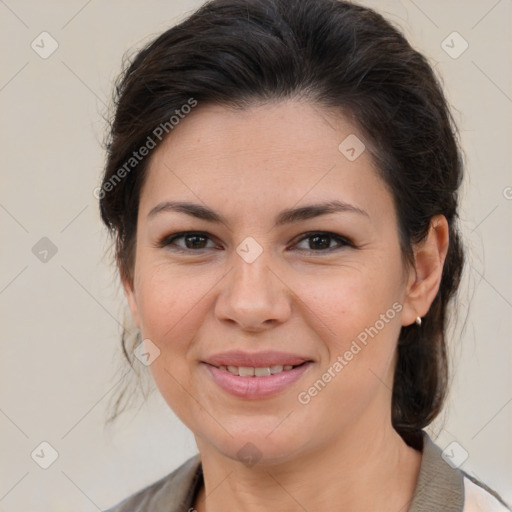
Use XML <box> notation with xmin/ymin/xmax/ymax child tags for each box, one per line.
<box><xmin>201</xmin><ymin>355</ymin><xmax>313</xmax><ymax>399</ymax></box>
<box><xmin>207</xmin><ymin>362</ymin><xmax>307</xmax><ymax>377</ymax></box>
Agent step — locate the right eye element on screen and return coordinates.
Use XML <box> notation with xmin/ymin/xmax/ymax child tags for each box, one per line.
<box><xmin>157</xmin><ymin>231</ymin><xmax>219</xmax><ymax>252</ymax></box>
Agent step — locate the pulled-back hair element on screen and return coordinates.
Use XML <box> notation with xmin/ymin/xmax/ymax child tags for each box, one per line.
<box><xmin>100</xmin><ymin>0</ymin><xmax>464</xmax><ymax>439</ymax></box>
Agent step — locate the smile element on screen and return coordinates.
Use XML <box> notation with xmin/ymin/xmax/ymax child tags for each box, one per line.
<box><xmin>202</xmin><ymin>361</ymin><xmax>312</xmax><ymax>399</ymax></box>
<box><xmin>215</xmin><ymin>364</ymin><xmax>300</xmax><ymax>377</ymax></box>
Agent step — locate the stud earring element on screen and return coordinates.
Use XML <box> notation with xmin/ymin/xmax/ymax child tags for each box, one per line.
<box><xmin>415</xmin><ymin>316</ymin><xmax>422</xmax><ymax>326</ymax></box>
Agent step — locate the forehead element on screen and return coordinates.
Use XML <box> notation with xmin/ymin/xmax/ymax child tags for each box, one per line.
<box><xmin>139</xmin><ymin>100</ymin><xmax>393</xmax><ymax>225</ymax></box>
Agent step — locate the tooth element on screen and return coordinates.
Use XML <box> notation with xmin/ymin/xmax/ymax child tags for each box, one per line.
<box><xmin>222</xmin><ymin>364</ymin><xmax>293</xmax><ymax>376</ymax></box>
<box><xmin>238</xmin><ymin>366</ymin><xmax>255</xmax><ymax>377</ymax></box>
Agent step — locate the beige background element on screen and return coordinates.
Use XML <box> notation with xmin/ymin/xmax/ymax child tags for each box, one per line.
<box><xmin>1</xmin><ymin>0</ymin><xmax>511</xmax><ymax>510</ymax></box>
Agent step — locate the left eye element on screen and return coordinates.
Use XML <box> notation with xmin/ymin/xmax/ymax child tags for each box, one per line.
<box><xmin>158</xmin><ymin>231</ymin><xmax>352</xmax><ymax>253</ymax></box>
<box><xmin>293</xmin><ymin>232</ymin><xmax>352</xmax><ymax>252</ymax></box>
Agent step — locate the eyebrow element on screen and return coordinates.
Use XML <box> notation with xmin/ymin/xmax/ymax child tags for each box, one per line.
<box><xmin>147</xmin><ymin>200</ymin><xmax>369</xmax><ymax>226</ymax></box>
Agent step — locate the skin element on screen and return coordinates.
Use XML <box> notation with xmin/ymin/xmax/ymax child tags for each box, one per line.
<box><xmin>124</xmin><ymin>99</ymin><xmax>449</xmax><ymax>512</ymax></box>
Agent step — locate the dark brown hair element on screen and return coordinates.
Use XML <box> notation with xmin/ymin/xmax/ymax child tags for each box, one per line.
<box><xmin>100</xmin><ymin>0</ymin><xmax>464</xmax><ymax>439</ymax></box>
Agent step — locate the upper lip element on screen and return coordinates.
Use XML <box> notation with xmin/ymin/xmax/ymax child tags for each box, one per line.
<box><xmin>203</xmin><ymin>350</ymin><xmax>312</xmax><ymax>368</ymax></box>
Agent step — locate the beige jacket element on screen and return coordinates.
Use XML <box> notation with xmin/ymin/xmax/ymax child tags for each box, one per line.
<box><xmin>104</xmin><ymin>432</ymin><xmax>510</xmax><ymax>512</ymax></box>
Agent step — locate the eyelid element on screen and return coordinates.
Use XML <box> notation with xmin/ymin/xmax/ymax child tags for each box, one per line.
<box><xmin>156</xmin><ymin>231</ymin><xmax>219</xmax><ymax>251</ymax></box>
<box><xmin>291</xmin><ymin>231</ymin><xmax>354</xmax><ymax>252</ymax></box>
<box><xmin>157</xmin><ymin>230</ymin><xmax>354</xmax><ymax>253</ymax></box>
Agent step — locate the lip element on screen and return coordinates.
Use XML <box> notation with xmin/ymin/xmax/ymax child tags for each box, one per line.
<box><xmin>201</xmin><ymin>354</ymin><xmax>313</xmax><ymax>399</ymax></box>
<box><xmin>203</xmin><ymin>350</ymin><xmax>312</xmax><ymax>368</ymax></box>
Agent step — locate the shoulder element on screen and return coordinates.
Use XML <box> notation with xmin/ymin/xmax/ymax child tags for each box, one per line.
<box><xmin>462</xmin><ymin>473</ymin><xmax>511</xmax><ymax>512</ymax></box>
<box><xmin>103</xmin><ymin>454</ymin><xmax>202</xmax><ymax>512</ymax></box>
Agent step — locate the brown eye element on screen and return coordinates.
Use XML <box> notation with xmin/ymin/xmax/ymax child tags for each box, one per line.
<box><xmin>158</xmin><ymin>232</ymin><xmax>217</xmax><ymax>251</ymax></box>
<box><xmin>308</xmin><ymin>234</ymin><xmax>333</xmax><ymax>250</ymax></box>
<box><xmin>182</xmin><ymin>234</ymin><xmax>209</xmax><ymax>249</ymax></box>
<box><xmin>294</xmin><ymin>232</ymin><xmax>352</xmax><ymax>252</ymax></box>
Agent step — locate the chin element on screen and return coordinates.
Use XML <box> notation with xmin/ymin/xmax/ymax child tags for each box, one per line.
<box><xmin>201</xmin><ymin>424</ymin><xmax>311</xmax><ymax>468</ymax></box>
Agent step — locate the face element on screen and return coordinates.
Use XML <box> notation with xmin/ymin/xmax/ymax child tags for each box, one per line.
<box><xmin>125</xmin><ymin>100</ymin><xmax>418</xmax><ymax>465</ymax></box>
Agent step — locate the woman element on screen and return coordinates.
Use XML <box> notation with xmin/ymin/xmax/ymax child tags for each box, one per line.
<box><xmin>98</xmin><ymin>0</ymin><xmax>510</xmax><ymax>510</ymax></box>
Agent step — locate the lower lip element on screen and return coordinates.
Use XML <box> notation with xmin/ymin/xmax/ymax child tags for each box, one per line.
<box><xmin>202</xmin><ymin>362</ymin><xmax>313</xmax><ymax>399</ymax></box>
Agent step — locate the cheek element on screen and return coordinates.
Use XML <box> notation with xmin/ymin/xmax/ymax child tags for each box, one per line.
<box><xmin>294</xmin><ymin>264</ymin><xmax>403</xmax><ymax>342</ymax></box>
<box><xmin>296</xmin><ymin>274</ymin><xmax>403</xmax><ymax>422</ymax></box>
<box><xmin>291</xmin><ymin>262</ymin><xmax>404</xmax><ymax>415</ymax></box>
<box><xmin>132</xmin><ymin>261</ymin><xmax>219</xmax><ymax>384</ymax></box>
<box><xmin>133</xmin><ymin>264</ymin><xmax>207</xmax><ymax>424</ymax></box>
<box><xmin>135</xmin><ymin>260</ymin><xmax>203</xmax><ymax>337</ymax></box>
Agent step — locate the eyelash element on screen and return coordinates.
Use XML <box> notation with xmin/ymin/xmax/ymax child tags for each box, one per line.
<box><xmin>156</xmin><ymin>231</ymin><xmax>354</xmax><ymax>254</ymax></box>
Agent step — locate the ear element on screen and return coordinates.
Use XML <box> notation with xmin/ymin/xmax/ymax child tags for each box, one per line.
<box><xmin>122</xmin><ymin>276</ymin><xmax>141</xmax><ymax>329</ymax></box>
<box><xmin>401</xmin><ymin>215</ymin><xmax>450</xmax><ymax>326</ymax></box>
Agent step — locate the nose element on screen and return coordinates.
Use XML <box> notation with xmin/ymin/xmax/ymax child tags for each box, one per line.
<box><xmin>214</xmin><ymin>249</ymin><xmax>292</xmax><ymax>333</ymax></box>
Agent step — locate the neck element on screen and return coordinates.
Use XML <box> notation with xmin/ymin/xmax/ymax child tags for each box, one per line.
<box><xmin>193</xmin><ymin>421</ymin><xmax>422</xmax><ymax>512</ymax></box>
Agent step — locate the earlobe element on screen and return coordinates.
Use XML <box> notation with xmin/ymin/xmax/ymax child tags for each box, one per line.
<box><xmin>122</xmin><ymin>277</ymin><xmax>141</xmax><ymax>329</ymax></box>
<box><xmin>401</xmin><ymin>215</ymin><xmax>450</xmax><ymax>326</ymax></box>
